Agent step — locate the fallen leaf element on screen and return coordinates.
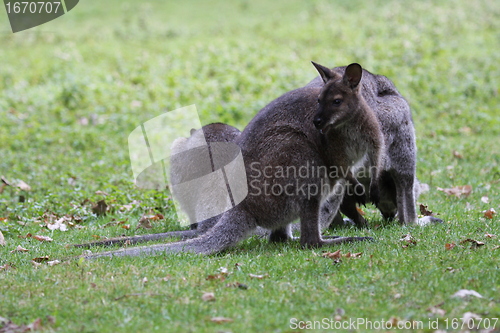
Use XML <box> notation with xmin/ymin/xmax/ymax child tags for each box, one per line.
<box><xmin>201</xmin><ymin>292</ymin><xmax>216</xmax><ymax>302</ymax></box>
<box><xmin>92</xmin><ymin>199</ymin><xmax>108</xmax><ymax>216</ymax></box>
<box><xmin>206</xmin><ymin>274</ymin><xmax>226</xmax><ymax>281</ymax></box>
<box><xmin>1</xmin><ymin>176</ymin><xmax>11</xmax><ymax>186</ymax></box>
<box><xmin>137</xmin><ymin>216</ymin><xmax>153</xmax><ymax>229</ymax></box>
<box><xmin>323</xmin><ymin>250</ymin><xmax>342</xmax><ymax>259</ymax></box>
<box><xmin>95</xmin><ymin>190</ymin><xmax>109</xmax><ymax>196</ymax></box>
<box><xmin>483</xmin><ymin>208</ymin><xmax>496</xmax><ymax>219</ymax></box>
<box><xmin>445</xmin><ymin>243</ymin><xmax>456</xmax><ymax>250</ymax></box>
<box><xmin>344</xmin><ymin>252</ymin><xmax>363</xmax><ymax>258</ymax></box>
<box><xmin>400</xmin><ymin>234</ymin><xmax>417</xmax><ymax>245</ymax></box>
<box><xmin>356</xmin><ymin>207</ymin><xmax>365</xmax><ymax>216</ymax></box>
<box><xmin>10</xmin><ymin>179</ymin><xmax>31</xmax><ymax>191</ymax></box>
<box><xmin>460</xmin><ymin>238</ymin><xmax>485</xmax><ymax>248</ymax></box>
<box><xmin>481</xmin><ymin>196</ymin><xmax>489</xmax><ymax>203</ymax></box>
<box><xmin>485</xmin><ymin>233</ymin><xmax>496</xmax><ymax>238</ymax></box>
<box><xmin>47</xmin><ymin>217</ymin><xmax>68</xmax><ymax>231</ymax></box>
<box><xmin>249</xmin><ymin>273</ymin><xmax>269</xmax><ymax>279</ymax></box>
<box><xmin>452</xmin><ymin>150</ymin><xmax>463</xmax><ymax>159</ymax></box>
<box><xmin>437</xmin><ymin>185</ymin><xmax>472</xmax><ymax>198</ymax></box>
<box><xmin>210</xmin><ymin>317</ymin><xmax>233</xmax><ymax>324</ymax></box>
<box><xmin>0</xmin><ymin>264</ymin><xmax>15</xmax><ymax>271</ymax></box>
<box><xmin>121</xmin><ymin>225</ymin><xmax>130</xmax><ymax>230</ymax></box>
<box><xmin>451</xmin><ymin>289</ymin><xmax>483</xmax><ymax>299</ymax></box>
<box><xmin>427</xmin><ymin>305</ymin><xmax>446</xmax><ymax>316</ymax></box>
<box><xmin>142</xmin><ymin>277</ymin><xmax>148</xmax><ymax>284</ymax></box>
<box><xmin>0</xmin><ymin>230</ymin><xmax>5</xmax><ymax>246</ymax></box>
<box><xmin>47</xmin><ymin>260</ymin><xmax>61</xmax><ymax>266</ymax></box>
<box><xmin>32</xmin><ymin>235</ymin><xmax>53</xmax><ymax>242</ymax></box>
<box><xmin>492</xmin><ymin>245</ymin><xmax>500</xmax><ymax>250</ymax></box>
<box><xmin>419</xmin><ymin>204</ymin><xmax>437</xmax><ymax>217</ymax></box>
<box><xmin>10</xmin><ymin>245</ymin><xmax>29</xmax><ymax>253</ymax></box>
<box><xmin>32</xmin><ymin>256</ymin><xmax>50</xmax><ymax>263</ymax></box>
<box><xmin>462</xmin><ymin>312</ymin><xmax>481</xmax><ymax>326</ymax></box>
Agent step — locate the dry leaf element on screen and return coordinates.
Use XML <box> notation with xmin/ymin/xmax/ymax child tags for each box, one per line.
<box><xmin>481</xmin><ymin>196</ymin><xmax>489</xmax><ymax>203</ymax></box>
<box><xmin>400</xmin><ymin>234</ymin><xmax>417</xmax><ymax>245</ymax></box>
<box><xmin>0</xmin><ymin>230</ymin><xmax>5</xmax><ymax>246</ymax></box>
<box><xmin>452</xmin><ymin>150</ymin><xmax>463</xmax><ymax>159</ymax></box>
<box><xmin>462</xmin><ymin>312</ymin><xmax>481</xmax><ymax>326</ymax></box>
<box><xmin>47</xmin><ymin>217</ymin><xmax>68</xmax><ymax>231</ymax></box>
<box><xmin>0</xmin><ymin>264</ymin><xmax>15</xmax><ymax>271</ymax></box>
<box><xmin>427</xmin><ymin>305</ymin><xmax>446</xmax><ymax>316</ymax></box>
<box><xmin>95</xmin><ymin>190</ymin><xmax>109</xmax><ymax>196</ymax></box>
<box><xmin>248</xmin><ymin>273</ymin><xmax>269</xmax><ymax>279</ymax></box>
<box><xmin>92</xmin><ymin>199</ymin><xmax>108</xmax><ymax>216</ymax></box>
<box><xmin>445</xmin><ymin>243</ymin><xmax>456</xmax><ymax>250</ymax></box>
<box><xmin>485</xmin><ymin>233</ymin><xmax>496</xmax><ymax>238</ymax></box>
<box><xmin>10</xmin><ymin>245</ymin><xmax>29</xmax><ymax>253</ymax></box>
<box><xmin>437</xmin><ymin>185</ymin><xmax>472</xmax><ymax>198</ymax></box>
<box><xmin>206</xmin><ymin>274</ymin><xmax>226</xmax><ymax>281</ymax></box>
<box><xmin>492</xmin><ymin>245</ymin><xmax>500</xmax><ymax>250</ymax></box>
<box><xmin>451</xmin><ymin>289</ymin><xmax>483</xmax><ymax>299</ymax></box>
<box><xmin>419</xmin><ymin>204</ymin><xmax>436</xmax><ymax>217</ymax></box>
<box><xmin>460</xmin><ymin>238</ymin><xmax>485</xmax><ymax>248</ymax></box>
<box><xmin>483</xmin><ymin>208</ymin><xmax>496</xmax><ymax>219</ymax></box>
<box><xmin>47</xmin><ymin>260</ymin><xmax>61</xmax><ymax>266</ymax></box>
<box><xmin>137</xmin><ymin>216</ymin><xmax>153</xmax><ymax>229</ymax></box>
<box><xmin>16</xmin><ymin>180</ymin><xmax>31</xmax><ymax>191</ymax></box>
<box><xmin>32</xmin><ymin>235</ymin><xmax>53</xmax><ymax>242</ymax></box>
<box><xmin>356</xmin><ymin>207</ymin><xmax>365</xmax><ymax>216</ymax></box>
<box><xmin>323</xmin><ymin>250</ymin><xmax>342</xmax><ymax>259</ymax></box>
<box><xmin>121</xmin><ymin>225</ymin><xmax>131</xmax><ymax>230</ymax></box>
<box><xmin>1</xmin><ymin>176</ymin><xmax>11</xmax><ymax>186</ymax></box>
<box><xmin>201</xmin><ymin>292</ymin><xmax>216</xmax><ymax>302</ymax></box>
<box><xmin>32</xmin><ymin>256</ymin><xmax>50</xmax><ymax>263</ymax></box>
<box><xmin>210</xmin><ymin>317</ymin><xmax>233</xmax><ymax>324</ymax></box>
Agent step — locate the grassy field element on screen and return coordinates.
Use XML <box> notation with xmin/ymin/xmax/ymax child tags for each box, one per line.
<box><xmin>0</xmin><ymin>0</ymin><xmax>499</xmax><ymax>332</ymax></box>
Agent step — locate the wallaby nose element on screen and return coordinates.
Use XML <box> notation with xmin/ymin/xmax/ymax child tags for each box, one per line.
<box><xmin>313</xmin><ymin>117</ymin><xmax>323</xmax><ymax>129</ymax></box>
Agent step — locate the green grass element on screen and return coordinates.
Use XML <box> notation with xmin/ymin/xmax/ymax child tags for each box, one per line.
<box><xmin>1</xmin><ymin>0</ymin><xmax>499</xmax><ymax>332</ymax></box>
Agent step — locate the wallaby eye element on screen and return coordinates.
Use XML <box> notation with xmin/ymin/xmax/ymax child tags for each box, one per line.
<box><xmin>333</xmin><ymin>99</ymin><xmax>343</xmax><ymax>106</ymax></box>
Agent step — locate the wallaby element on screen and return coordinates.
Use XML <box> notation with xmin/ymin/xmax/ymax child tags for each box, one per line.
<box><xmin>307</xmin><ymin>64</ymin><xmax>421</xmax><ymax>227</ymax></box>
<box><xmin>310</xmin><ymin>62</ymin><xmax>384</xmax><ymax>228</ymax></box>
<box><xmin>80</xmin><ymin>63</ymin><xmax>380</xmax><ymax>258</ymax></box>
<box><xmin>75</xmin><ymin>62</ymin><xmax>439</xmax><ymax>253</ymax></box>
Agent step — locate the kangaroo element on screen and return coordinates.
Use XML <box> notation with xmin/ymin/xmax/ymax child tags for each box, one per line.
<box><xmin>81</xmin><ymin>64</ymin><xmax>380</xmax><ymax>258</ymax></box>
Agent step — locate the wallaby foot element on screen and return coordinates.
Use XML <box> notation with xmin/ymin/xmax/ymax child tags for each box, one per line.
<box><xmin>417</xmin><ymin>216</ymin><xmax>443</xmax><ymax>226</ymax></box>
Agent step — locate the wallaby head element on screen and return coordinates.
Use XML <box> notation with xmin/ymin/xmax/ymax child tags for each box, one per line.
<box><xmin>311</xmin><ymin>62</ymin><xmax>364</xmax><ymax>133</ymax></box>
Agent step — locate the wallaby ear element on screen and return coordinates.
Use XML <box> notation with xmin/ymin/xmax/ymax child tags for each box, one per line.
<box><xmin>343</xmin><ymin>63</ymin><xmax>363</xmax><ymax>89</ymax></box>
<box><xmin>311</xmin><ymin>61</ymin><xmax>335</xmax><ymax>84</ymax></box>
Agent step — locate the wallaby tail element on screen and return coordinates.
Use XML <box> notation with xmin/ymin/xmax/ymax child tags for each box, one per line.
<box><xmin>80</xmin><ymin>208</ymin><xmax>258</xmax><ymax>258</ymax></box>
<box><xmin>72</xmin><ymin>230</ymin><xmax>200</xmax><ymax>248</ymax></box>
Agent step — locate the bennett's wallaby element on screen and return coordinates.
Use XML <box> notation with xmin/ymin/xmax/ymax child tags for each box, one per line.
<box><xmin>81</xmin><ymin>64</ymin><xmax>380</xmax><ymax>258</ymax></box>
<box><xmin>307</xmin><ymin>64</ymin><xmax>421</xmax><ymax>227</ymax></box>
<box><xmin>311</xmin><ymin>62</ymin><xmax>384</xmax><ymax>228</ymax></box>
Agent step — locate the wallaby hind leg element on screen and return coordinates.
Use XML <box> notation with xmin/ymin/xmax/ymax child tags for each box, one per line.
<box><xmin>299</xmin><ymin>198</ymin><xmax>373</xmax><ymax>248</ymax></box>
<box><xmin>393</xmin><ymin>174</ymin><xmax>417</xmax><ymax>225</ymax></box>
<box><xmin>269</xmin><ymin>225</ymin><xmax>293</xmax><ymax>243</ymax></box>
<box><xmin>82</xmin><ymin>207</ymin><xmax>258</xmax><ymax>258</ymax></box>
